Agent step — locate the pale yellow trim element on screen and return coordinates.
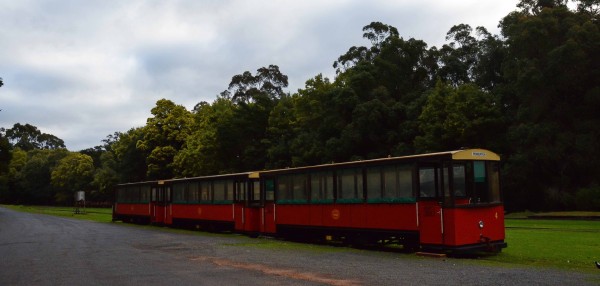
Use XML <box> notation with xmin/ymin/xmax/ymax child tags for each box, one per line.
<box><xmin>248</xmin><ymin>172</ymin><xmax>260</xmax><ymax>179</ymax></box>
<box><xmin>452</xmin><ymin>149</ymin><xmax>500</xmax><ymax>161</ymax></box>
<box><xmin>158</xmin><ymin>180</ymin><xmax>165</xmax><ymax>185</ymax></box>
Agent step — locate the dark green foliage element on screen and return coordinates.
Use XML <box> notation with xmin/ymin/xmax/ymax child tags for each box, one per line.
<box><xmin>499</xmin><ymin>2</ymin><xmax>600</xmax><ymax>210</ymax></box>
<box><xmin>2</xmin><ymin>123</ymin><xmax>65</xmax><ymax>151</ymax></box>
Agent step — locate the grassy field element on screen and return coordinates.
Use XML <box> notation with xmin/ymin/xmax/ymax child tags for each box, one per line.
<box><xmin>2</xmin><ymin>205</ymin><xmax>113</xmax><ymax>223</ymax></box>
<box><xmin>3</xmin><ymin>205</ymin><xmax>600</xmax><ymax>273</ymax></box>
<box><xmin>484</xmin><ymin>218</ymin><xmax>600</xmax><ymax>273</ymax></box>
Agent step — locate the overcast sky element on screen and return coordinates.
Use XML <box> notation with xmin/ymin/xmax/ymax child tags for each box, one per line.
<box><xmin>0</xmin><ymin>0</ymin><xmax>519</xmax><ymax>151</ymax></box>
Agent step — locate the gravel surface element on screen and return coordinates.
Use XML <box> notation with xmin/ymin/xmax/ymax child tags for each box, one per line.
<box><xmin>1</xmin><ymin>207</ymin><xmax>598</xmax><ymax>286</ymax></box>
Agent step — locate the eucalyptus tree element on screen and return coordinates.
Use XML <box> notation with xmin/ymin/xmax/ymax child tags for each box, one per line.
<box><xmin>137</xmin><ymin>99</ymin><xmax>193</xmax><ymax>179</ymax></box>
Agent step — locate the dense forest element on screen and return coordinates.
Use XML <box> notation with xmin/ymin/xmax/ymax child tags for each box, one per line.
<box><xmin>1</xmin><ymin>1</ymin><xmax>599</xmax><ymax>211</ymax></box>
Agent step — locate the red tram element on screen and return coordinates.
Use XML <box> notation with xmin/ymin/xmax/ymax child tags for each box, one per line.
<box><xmin>113</xmin><ymin>149</ymin><xmax>507</xmax><ymax>252</ymax></box>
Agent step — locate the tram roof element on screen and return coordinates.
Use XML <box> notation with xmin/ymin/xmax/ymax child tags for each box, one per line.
<box><xmin>257</xmin><ymin>148</ymin><xmax>500</xmax><ymax>175</ymax></box>
<box><xmin>116</xmin><ymin>149</ymin><xmax>499</xmax><ymax>185</ymax></box>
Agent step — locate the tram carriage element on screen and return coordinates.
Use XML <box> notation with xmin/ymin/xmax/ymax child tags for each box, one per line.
<box><xmin>113</xmin><ymin>149</ymin><xmax>507</xmax><ymax>252</ymax></box>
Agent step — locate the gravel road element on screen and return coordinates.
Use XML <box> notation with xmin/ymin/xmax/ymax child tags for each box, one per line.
<box><xmin>0</xmin><ymin>207</ymin><xmax>598</xmax><ymax>286</ymax></box>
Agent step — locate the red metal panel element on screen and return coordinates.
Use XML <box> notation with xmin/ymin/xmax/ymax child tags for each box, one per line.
<box><xmin>115</xmin><ymin>203</ymin><xmax>150</xmax><ymax>216</ymax></box>
<box><xmin>171</xmin><ymin>204</ymin><xmax>234</xmax><ymax>222</ymax></box>
<box><xmin>418</xmin><ymin>201</ymin><xmax>443</xmax><ymax>244</ymax></box>
<box><xmin>443</xmin><ymin>205</ymin><xmax>505</xmax><ymax>247</ymax></box>
<box><xmin>243</xmin><ymin>207</ymin><xmax>261</xmax><ymax>232</ymax></box>
<box><xmin>152</xmin><ymin>204</ymin><xmax>166</xmax><ymax>224</ymax></box>
<box><xmin>234</xmin><ymin>203</ymin><xmax>244</xmax><ymax>231</ymax></box>
<box><xmin>262</xmin><ymin>202</ymin><xmax>276</xmax><ymax>234</ymax></box>
<box><xmin>276</xmin><ymin>205</ymin><xmax>311</xmax><ymax>226</ymax></box>
<box><xmin>321</xmin><ymin>204</ymin><xmax>350</xmax><ymax>227</ymax></box>
<box><xmin>307</xmin><ymin>205</ymin><xmax>320</xmax><ymax>226</ymax></box>
<box><xmin>277</xmin><ymin>203</ymin><xmax>419</xmax><ymax>231</ymax></box>
<box><xmin>364</xmin><ymin>204</ymin><xmax>418</xmax><ymax>230</ymax></box>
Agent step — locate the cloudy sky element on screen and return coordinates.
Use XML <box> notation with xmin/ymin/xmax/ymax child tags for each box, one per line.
<box><xmin>0</xmin><ymin>0</ymin><xmax>519</xmax><ymax>151</ymax></box>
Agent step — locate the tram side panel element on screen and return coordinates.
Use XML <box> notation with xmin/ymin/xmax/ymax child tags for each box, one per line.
<box><xmin>113</xmin><ymin>203</ymin><xmax>151</xmax><ymax>223</ymax></box>
<box><xmin>275</xmin><ymin>202</ymin><xmax>419</xmax><ymax>239</ymax></box>
<box><xmin>170</xmin><ymin>203</ymin><xmax>235</xmax><ymax>229</ymax></box>
<box><xmin>443</xmin><ymin>205</ymin><xmax>505</xmax><ymax>247</ymax></box>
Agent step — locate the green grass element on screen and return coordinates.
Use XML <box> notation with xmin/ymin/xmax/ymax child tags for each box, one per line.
<box><xmin>481</xmin><ymin>218</ymin><xmax>600</xmax><ymax>273</ymax></box>
<box><xmin>1</xmin><ymin>205</ymin><xmax>113</xmax><ymax>223</ymax></box>
<box><xmin>3</xmin><ymin>205</ymin><xmax>600</xmax><ymax>273</ymax></box>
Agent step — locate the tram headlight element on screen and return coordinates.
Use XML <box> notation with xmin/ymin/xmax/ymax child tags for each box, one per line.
<box><xmin>478</xmin><ymin>220</ymin><xmax>484</xmax><ymax>229</ymax></box>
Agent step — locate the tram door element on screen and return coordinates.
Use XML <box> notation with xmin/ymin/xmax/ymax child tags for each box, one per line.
<box><xmin>151</xmin><ymin>182</ymin><xmax>171</xmax><ymax>224</ymax></box>
<box><xmin>233</xmin><ymin>178</ymin><xmax>263</xmax><ymax>234</ymax></box>
<box><xmin>417</xmin><ymin>164</ymin><xmax>445</xmax><ymax>245</ymax></box>
<box><xmin>262</xmin><ymin>179</ymin><xmax>276</xmax><ymax>234</ymax></box>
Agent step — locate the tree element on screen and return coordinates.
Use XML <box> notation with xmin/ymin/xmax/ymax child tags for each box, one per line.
<box><xmin>415</xmin><ymin>81</ymin><xmax>503</xmax><ymax>152</ymax></box>
<box><xmin>227</xmin><ymin>65</ymin><xmax>288</xmax><ymax>104</ymax></box>
<box><xmin>137</xmin><ymin>99</ymin><xmax>193</xmax><ymax>179</ymax></box>
<box><xmin>221</xmin><ymin>65</ymin><xmax>289</xmax><ymax>171</ymax></box>
<box><xmin>500</xmin><ymin>2</ymin><xmax>600</xmax><ymax>210</ymax></box>
<box><xmin>3</xmin><ymin>123</ymin><xmax>65</xmax><ymax>151</ymax></box>
<box><xmin>91</xmin><ymin>151</ymin><xmax>119</xmax><ymax>202</ymax></box>
<box><xmin>174</xmin><ymin>98</ymin><xmax>236</xmax><ymax>176</ymax></box>
<box><xmin>111</xmin><ymin>128</ymin><xmax>148</xmax><ymax>183</ymax></box>
<box><xmin>51</xmin><ymin>153</ymin><xmax>95</xmax><ymax>204</ymax></box>
<box><xmin>8</xmin><ymin>149</ymin><xmax>69</xmax><ymax>204</ymax></box>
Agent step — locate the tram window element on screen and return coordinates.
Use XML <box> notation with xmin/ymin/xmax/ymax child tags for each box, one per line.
<box><xmin>188</xmin><ymin>182</ymin><xmax>200</xmax><ymax>203</ymax></box>
<box><xmin>310</xmin><ymin>171</ymin><xmax>334</xmax><ymax>203</ymax></box>
<box><xmin>443</xmin><ymin>165</ymin><xmax>451</xmax><ymax>199</ymax></box>
<box><xmin>121</xmin><ymin>187</ymin><xmax>129</xmax><ymax>202</ymax></box>
<box><xmin>200</xmin><ymin>182</ymin><xmax>211</xmax><ymax>202</ymax></box>
<box><xmin>366</xmin><ymin>167</ymin><xmax>382</xmax><ymax>200</ymax></box>
<box><xmin>277</xmin><ymin>176</ymin><xmax>290</xmax><ymax>201</ymax></box>
<box><xmin>419</xmin><ymin>167</ymin><xmax>436</xmax><ymax>198</ymax></box>
<box><xmin>155</xmin><ymin>187</ymin><xmax>164</xmax><ymax>202</ymax></box>
<box><xmin>116</xmin><ymin>188</ymin><xmax>124</xmax><ymax>202</ymax></box>
<box><xmin>138</xmin><ymin>186</ymin><xmax>148</xmax><ymax>203</ymax></box>
<box><xmin>456</xmin><ymin>161</ymin><xmax>502</xmax><ymax>205</ymax></box>
<box><xmin>226</xmin><ymin>181</ymin><xmax>234</xmax><ymax>201</ymax></box>
<box><xmin>373</xmin><ymin>165</ymin><xmax>413</xmax><ymax>202</ymax></box>
<box><xmin>252</xmin><ymin>181</ymin><xmax>261</xmax><ymax>202</ymax></box>
<box><xmin>234</xmin><ymin>181</ymin><xmax>246</xmax><ymax>202</ymax></box>
<box><xmin>383</xmin><ymin>166</ymin><xmax>397</xmax><ymax>199</ymax></box>
<box><xmin>213</xmin><ymin>180</ymin><xmax>226</xmax><ymax>202</ymax></box>
<box><xmin>265</xmin><ymin>180</ymin><xmax>275</xmax><ymax>201</ymax></box>
<box><xmin>453</xmin><ymin>164</ymin><xmax>467</xmax><ymax>197</ymax></box>
<box><xmin>151</xmin><ymin>187</ymin><xmax>157</xmax><ymax>202</ymax></box>
<box><xmin>473</xmin><ymin>161</ymin><xmax>488</xmax><ymax>202</ymax></box>
<box><xmin>292</xmin><ymin>174</ymin><xmax>308</xmax><ymax>201</ymax></box>
<box><xmin>337</xmin><ymin>168</ymin><xmax>363</xmax><ymax>203</ymax></box>
<box><xmin>488</xmin><ymin>162</ymin><xmax>501</xmax><ymax>203</ymax></box>
<box><xmin>398</xmin><ymin>166</ymin><xmax>413</xmax><ymax>199</ymax></box>
<box><xmin>166</xmin><ymin>187</ymin><xmax>172</xmax><ymax>203</ymax></box>
<box><xmin>277</xmin><ymin>174</ymin><xmax>308</xmax><ymax>203</ymax></box>
<box><xmin>117</xmin><ymin>187</ymin><xmax>130</xmax><ymax>203</ymax></box>
<box><xmin>172</xmin><ymin>183</ymin><xmax>186</xmax><ymax>203</ymax></box>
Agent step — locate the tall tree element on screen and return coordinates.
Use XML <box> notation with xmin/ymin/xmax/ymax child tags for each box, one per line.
<box><xmin>174</xmin><ymin>98</ymin><xmax>236</xmax><ymax>176</ymax></box>
<box><xmin>51</xmin><ymin>153</ymin><xmax>95</xmax><ymax>204</ymax></box>
<box><xmin>415</xmin><ymin>81</ymin><xmax>504</xmax><ymax>152</ymax></box>
<box><xmin>3</xmin><ymin>123</ymin><xmax>65</xmax><ymax>151</ymax></box>
<box><xmin>111</xmin><ymin>128</ymin><xmax>148</xmax><ymax>183</ymax></box>
<box><xmin>137</xmin><ymin>99</ymin><xmax>193</xmax><ymax>179</ymax></box>
<box><xmin>222</xmin><ymin>65</ymin><xmax>288</xmax><ymax>171</ymax></box>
